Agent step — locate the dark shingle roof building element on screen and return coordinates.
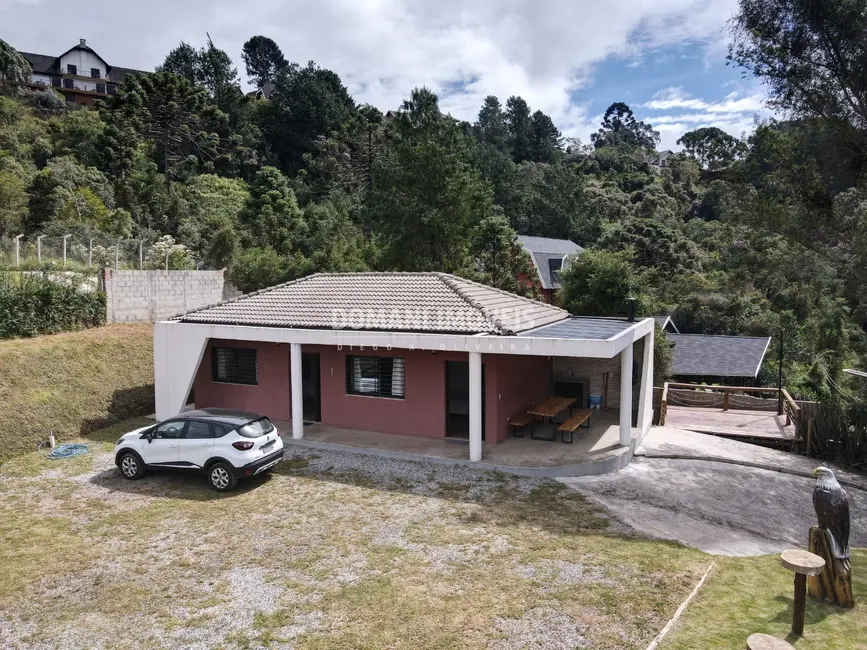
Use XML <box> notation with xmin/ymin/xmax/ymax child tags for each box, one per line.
<box><xmin>668</xmin><ymin>334</ymin><xmax>771</xmax><ymax>378</ymax></box>
<box><xmin>517</xmin><ymin>236</ymin><xmax>583</xmax><ymax>290</ymax></box>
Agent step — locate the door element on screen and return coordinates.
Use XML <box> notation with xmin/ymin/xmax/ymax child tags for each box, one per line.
<box><xmin>145</xmin><ymin>420</ymin><xmax>184</xmax><ymax>465</ymax></box>
<box><xmin>445</xmin><ymin>361</ymin><xmax>485</xmax><ymax>439</ymax></box>
<box><xmin>176</xmin><ymin>420</ymin><xmax>215</xmax><ymax>468</ymax></box>
<box><xmin>301</xmin><ymin>353</ymin><xmax>321</xmax><ymax>422</ymax></box>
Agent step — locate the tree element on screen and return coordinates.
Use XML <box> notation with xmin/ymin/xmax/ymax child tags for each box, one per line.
<box><xmin>529</xmin><ymin>110</ymin><xmax>561</xmax><ymax>163</ymax></box>
<box><xmin>241</xmin><ymin>36</ymin><xmax>288</xmax><ymax>89</ymax></box>
<box><xmin>559</xmin><ymin>248</ymin><xmax>651</xmax><ymax>317</ymax></box>
<box><xmin>158</xmin><ymin>36</ymin><xmax>239</xmax><ymax>99</ymax></box>
<box><xmin>26</xmin><ymin>156</ymin><xmax>114</xmax><ymax>232</ymax></box>
<box><xmin>227</xmin><ymin>246</ymin><xmax>310</xmax><ymax>293</ymax></box>
<box><xmin>0</xmin><ymin>39</ymin><xmax>31</xmax><ymax>85</ymax></box>
<box><xmin>475</xmin><ymin>95</ymin><xmax>509</xmax><ymax>151</ymax></box>
<box><xmin>506</xmin><ymin>96</ymin><xmax>533</xmax><ymax>163</ymax></box>
<box><xmin>101</xmin><ymin>72</ymin><xmax>225</xmax><ymax>180</ymax></box>
<box><xmin>591</xmin><ymin>102</ymin><xmax>659</xmax><ymax>150</ymax></box>
<box><xmin>729</xmin><ymin>0</ymin><xmax>867</xmax><ymax>130</ymax></box>
<box><xmin>469</xmin><ymin>214</ymin><xmax>535</xmax><ymax>293</ymax></box>
<box><xmin>261</xmin><ymin>61</ymin><xmax>357</xmax><ymax>173</ymax></box>
<box><xmin>158</xmin><ymin>41</ymin><xmax>199</xmax><ymax>85</ymax></box>
<box><xmin>597</xmin><ymin>218</ymin><xmax>700</xmax><ymax>279</ymax></box>
<box><xmin>678</xmin><ymin>127</ymin><xmax>745</xmax><ymax>170</ymax></box>
<box><xmin>364</xmin><ymin>87</ymin><xmax>496</xmax><ymax>273</ymax></box>
<box><xmin>238</xmin><ymin>166</ymin><xmax>305</xmax><ymax>253</ymax></box>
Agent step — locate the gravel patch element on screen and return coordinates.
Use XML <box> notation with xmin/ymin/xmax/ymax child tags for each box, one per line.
<box><xmin>490</xmin><ymin>607</ymin><xmax>587</xmax><ymax>649</ymax></box>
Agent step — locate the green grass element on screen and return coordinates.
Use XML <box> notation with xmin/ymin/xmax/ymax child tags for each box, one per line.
<box><xmin>661</xmin><ymin>551</ymin><xmax>867</xmax><ymax>649</ymax></box>
<box><xmin>0</xmin><ymin>324</ymin><xmax>154</xmax><ymax>466</ymax></box>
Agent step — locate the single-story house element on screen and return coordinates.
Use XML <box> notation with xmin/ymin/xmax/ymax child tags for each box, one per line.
<box><xmin>154</xmin><ymin>272</ymin><xmax>655</xmax><ymax>462</ymax></box>
<box><xmin>517</xmin><ymin>236</ymin><xmax>584</xmax><ymax>303</ymax></box>
<box><xmin>668</xmin><ymin>333</ymin><xmax>771</xmax><ymax>385</ymax></box>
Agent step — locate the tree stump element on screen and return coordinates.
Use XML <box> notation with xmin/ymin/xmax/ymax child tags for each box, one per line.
<box><xmin>807</xmin><ymin>526</ymin><xmax>854</xmax><ymax>608</ymax></box>
<box><xmin>780</xmin><ymin>549</ymin><xmax>825</xmax><ymax>635</ymax></box>
<box><xmin>746</xmin><ymin>633</ymin><xmax>795</xmax><ymax>649</ymax></box>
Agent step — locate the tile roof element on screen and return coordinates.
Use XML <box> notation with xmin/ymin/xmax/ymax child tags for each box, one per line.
<box><xmin>668</xmin><ymin>334</ymin><xmax>771</xmax><ymax>378</ymax></box>
<box><xmin>176</xmin><ymin>272</ymin><xmax>569</xmax><ymax>335</ymax></box>
<box><xmin>516</xmin><ymin>236</ymin><xmax>583</xmax><ymax>289</ymax></box>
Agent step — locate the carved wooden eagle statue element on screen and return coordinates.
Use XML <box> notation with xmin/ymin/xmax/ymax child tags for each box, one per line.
<box><xmin>812</xmin><ymin>466</ymin><xmax>850</xmax><ymax>559</ymax></box>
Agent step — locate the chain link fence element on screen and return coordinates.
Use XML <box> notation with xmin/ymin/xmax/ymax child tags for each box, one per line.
<box><xmin>0</xmin><ymin>234</ymin><xmax>184</xmax><ymax>271</ymax></box>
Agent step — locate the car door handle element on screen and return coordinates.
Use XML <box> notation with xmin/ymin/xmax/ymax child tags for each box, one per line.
<box><xmin>169</xmin><ymin>444</ymin><xmax>178</xmax><ymax>448</ymax></box>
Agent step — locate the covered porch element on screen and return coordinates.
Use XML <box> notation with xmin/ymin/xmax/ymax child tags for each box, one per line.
<box><xmin>275</xmin><ymin>409</ymin><xmax>634</xmax><ymax>477</ymax></box>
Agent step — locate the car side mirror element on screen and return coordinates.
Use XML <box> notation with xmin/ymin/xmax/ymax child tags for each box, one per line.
<box><xmin>147</xmin><ymin>432</ymin><xmax>154</xmax><ymax>443</ymax></box>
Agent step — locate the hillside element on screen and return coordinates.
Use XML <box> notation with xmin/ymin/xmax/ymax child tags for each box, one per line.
<box><xmin>0</xmin><ymin>324</ymin><xmax>154</xmax><ymax>465</ymax></box>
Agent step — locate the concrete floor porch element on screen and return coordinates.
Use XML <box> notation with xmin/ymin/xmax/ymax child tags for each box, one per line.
<box><xmin>275</xmin><ymin>410</ymin><xmax>639</xmax><ymax>477</ymax></box>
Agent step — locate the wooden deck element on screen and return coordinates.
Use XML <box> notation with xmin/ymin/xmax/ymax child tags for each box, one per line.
<box><xmin>663</xmin><ymin>406</ymin><xmax>797</xmax><ymax>441</ymax></box>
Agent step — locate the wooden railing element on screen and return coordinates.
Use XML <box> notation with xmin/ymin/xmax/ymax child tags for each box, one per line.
<box><xmin>659</xmin><ymin>382</ymin><xmax>801</xmax><ymax>428</ymax></box>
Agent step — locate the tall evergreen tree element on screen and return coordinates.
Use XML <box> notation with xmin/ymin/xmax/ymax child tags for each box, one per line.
<box><xmin>241</xmin><ymin>36</ymin><xmax>288</xmax><ymax>90</ymax></box>
<box><xmin>506</xmin><ymin>96</ymin><xmax>533</xmax><ymax>163</ymax></box>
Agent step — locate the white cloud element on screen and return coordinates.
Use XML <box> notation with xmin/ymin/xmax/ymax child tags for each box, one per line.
<box><xmin>640</xmin><ymin>86</ymin><xmax>771</xmax><ymax>149</ymax></box>
<box><xmin>5</xmin><ymin>0</ymin><xmax>739</xmax><ymax>145</ymax></box>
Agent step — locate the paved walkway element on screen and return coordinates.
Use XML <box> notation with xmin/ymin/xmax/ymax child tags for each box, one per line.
<box><xmin>561</xmin><ymin>427</ymin><xmax>866</xmax><ymax>556</ymax></box>
<box><xmin>663</xmin><ymin>406</ymin><xmax>795</xmax><ymax>440</ymax></box>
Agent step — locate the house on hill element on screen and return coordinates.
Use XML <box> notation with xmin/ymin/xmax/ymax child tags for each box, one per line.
<box><xmin>517</xmin><ymin>235</ymin><xmax>583</xmax><ymax>303</ymax></box>
<box><xmin>19</xmin><ymin>39</ymin><xmax>146</xmax><ymax>105</ymax></box>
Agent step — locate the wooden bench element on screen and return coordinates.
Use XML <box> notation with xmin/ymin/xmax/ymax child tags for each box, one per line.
<box><xmin>557</xmin><ymin>409</ymin><xmax>592</xmax><ymax>444</ymax></box>
<box><xmin>507</xmin><ymin>411</ymin><xmax>534</xmax><ymax>438</ymax></box>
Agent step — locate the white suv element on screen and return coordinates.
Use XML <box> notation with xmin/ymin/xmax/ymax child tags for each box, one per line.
<box><xmin>114</xmin><ymin>408</ymin><xmax>284</xmax><ymax>491</ymax></box>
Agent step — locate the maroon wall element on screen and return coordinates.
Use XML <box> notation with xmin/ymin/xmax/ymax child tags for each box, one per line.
<box><xmin>193</xmin><ymin>339</ymin><xmax>291</xmax><ymax>421</ymax></box>
<box><xmin>193</xmin><ymin>340</ymin><xmax>552</xmax><ymax>444</ymax></box>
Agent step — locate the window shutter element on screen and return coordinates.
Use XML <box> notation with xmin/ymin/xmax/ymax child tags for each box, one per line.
<box><xmin>212</xmin><ymin>347</ymin><xmax>258</xmax><ymax>385</ymax></box>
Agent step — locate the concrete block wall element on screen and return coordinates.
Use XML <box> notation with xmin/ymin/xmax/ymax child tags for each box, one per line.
<box><xmin>102</xmin><ymin>269</ymin><xmax>226</xmax><ymax>323</ymax></box>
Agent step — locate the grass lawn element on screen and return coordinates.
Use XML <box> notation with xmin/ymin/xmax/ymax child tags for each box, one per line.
<box><xmin>0</xmin><ymin>324</ymin><xmax>154</xmax><ymax>465</ymax></box>
<box><xmin>660</xmin><ymin>552</ymin><xmax>867</xmax><ymax>650</ymax></box>
<box><xmin>0</xmin><ymin>418</ymin><xmax>863</xmax><ymax>649</ymax></box>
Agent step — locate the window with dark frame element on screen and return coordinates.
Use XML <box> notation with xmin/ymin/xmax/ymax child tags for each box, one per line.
<box><xmin>212</xmin><ymin>347</ymin><xmax>258</xmax><ymax>385</ymax></box>
<box><xmin>96</xmin><ymin>83</ymin><xmax>106</xmax><ymax>94</ymax></box>
<box><xmin>91</xmin><ymin>67</ymin><xmax>100</xmax><ymax>78</ymax></box>
<box><xmin>67</xmin><ymin>64</ymin><xmax>77</xmax><ymax>75</ymax></box>
<box><xmin>62</xmin><ymin>78</ymin><xmax>74</xmax><ymax>89</ymax></box>
<box><xmin>50</xmin><ymin>76</ymin><xmax>61</xmax><ymax>87</ymax></box>
<box><xmin>346</xmin><ymin>356</ymin><xmax>405</xmax><ymax>399</ymax></box>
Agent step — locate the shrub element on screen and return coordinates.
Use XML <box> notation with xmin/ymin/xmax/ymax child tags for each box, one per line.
<box><xmin>0</xmin><ymin>271</ymin><xmax>105</xmax><ymax>339</ymax></box>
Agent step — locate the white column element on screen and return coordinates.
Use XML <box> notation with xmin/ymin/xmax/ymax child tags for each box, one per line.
<box><xmin>619</xmin><ymin>343</ymin><xmax>633</xmax><ymax>447</ymax></box>
<box><xmin>469</xmin><ymin>351</ymin><xmax>483</xmax><ymax>462</ymax></box>
<box><xmin>290</xmin><ymin>342</ymin><xmax>304</xmax><ymax>439</ymax></box>
<box><xmin>636</xmin><ymin>331</ymin><xmax>655</xmax><ymax>435</ymax></box>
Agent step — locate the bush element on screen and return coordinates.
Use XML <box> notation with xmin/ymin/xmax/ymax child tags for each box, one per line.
<box><xmin>228</xmin><ymin>247</ymin><xmax>311</xmax><ymax>293</ymax></box>
<box><xmin>807</xmin><ymin>402</ymin><xmax>867</xmax><ymax>471</ymax></box>
<box><xmin>0</xmin><ymin>272</ymin><xmax>105</xmax><ymax>339</ymax></box>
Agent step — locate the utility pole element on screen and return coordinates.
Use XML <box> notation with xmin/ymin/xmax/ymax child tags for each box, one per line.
<box><xmin>36</xmin><ymin>235</ymin><xmax>46</xmax><ymax>264</ymax></box>
<box><xmin>777</xmin><ymin>327</ymin><xmax>784</xmax><ymax>415</ymax></box>
<box><xmin>62</xmin><ymin>234</ymin><xmax>71</xmax><ymax>267</ymax></box>
<box><xmin>115</xmin><ymin>237</ymin><xmax>122</xmax><ymax>270</ymax></box>
<box><xmin>88</xmin><ymin>238</ymin><xmax>93</xmax><ymax>268</ymax></box>
<box><xmin>13</xmin><ymin>234</ymin><xmax>23</xmax><ymax>267</ymax></box>
<box><xmin>138</xmin><ymin>241</ymin><xmax>143</xmax><ymax>269</ymax></box>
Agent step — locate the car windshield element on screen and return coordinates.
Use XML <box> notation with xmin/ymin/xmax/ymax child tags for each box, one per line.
<box><xmin>237</xmin><ymin>418</ymin><xmax>275</xmax><ymax>439</ymax></box>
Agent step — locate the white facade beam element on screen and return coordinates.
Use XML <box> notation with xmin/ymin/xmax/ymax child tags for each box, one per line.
<box><xmin>290</xmin><ymin>343</ymin><xmax>304</xmax><ymax>439</ymax></box>
<box><xmin>619</xmin><ymin>343</ymin><xmax>634</xmax><ymax>447</ymax></box>
<box><xmin>636</xmin><ymin>330</ymin><xmax>655</xmax><ymax>436</ymax></box>
<box><xmin>153</xmin><ymin>321</ymin><xmax>208</xmax><ymax>420</ymax></box>
<box><xmin>469</xmin><ymin>351</ymin><xmax>483</xmax><ymax>462</ymax></box>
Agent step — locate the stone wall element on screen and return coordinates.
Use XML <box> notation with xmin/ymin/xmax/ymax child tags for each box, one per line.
<box><xmin>101</xmin><ymin>269</ymin><xmax>225</xmax><ymax>323</ymax></box>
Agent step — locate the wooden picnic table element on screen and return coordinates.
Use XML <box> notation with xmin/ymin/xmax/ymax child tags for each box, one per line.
<box><xmin>527</xmin><ymin>396</ymin><xmax>576</xmax><ymax>441</ymax></box>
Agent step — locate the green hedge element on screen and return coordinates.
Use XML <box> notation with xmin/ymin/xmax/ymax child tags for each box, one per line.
<box><xmin>0</xmin><ymin>272</ymin><xmax>105</xmax><ymax>339</ymax></box>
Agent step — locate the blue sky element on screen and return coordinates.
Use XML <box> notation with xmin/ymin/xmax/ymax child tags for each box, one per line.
<box><xmin>3</xmin><ymin>0</ymin><xmax>771</xmax><ymax>150</ymax></box>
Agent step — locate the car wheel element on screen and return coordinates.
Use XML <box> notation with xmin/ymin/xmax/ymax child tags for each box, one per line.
<box><xmin>118</xmin><ymin>452</ymin><xmax>145</xmax><ymax>480</ymax></box>
<box><xmin>208</xmin><ymin>462</ymin><xmax>237</xmax><ymax>492</ymax></box>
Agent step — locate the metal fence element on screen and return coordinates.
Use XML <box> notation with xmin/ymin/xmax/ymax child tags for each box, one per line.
<box><xmin>0</xmin><ymin>235</ymin><xmax>168</xmax><ymax>270</ymax></box>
